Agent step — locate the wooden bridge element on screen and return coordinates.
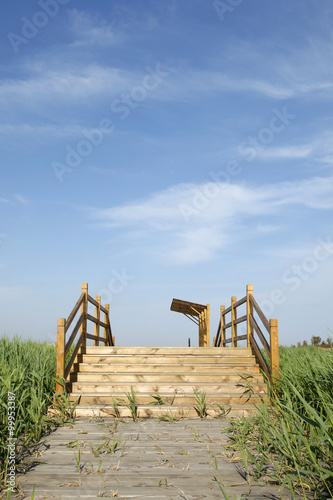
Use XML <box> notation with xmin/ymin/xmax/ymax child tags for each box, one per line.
<box><xmin>16</xmin><ymin>286</ymin><xmax>283</xmax><ymax>499</ymax></box>
<box><xmin>56</xmin><ymin>284</ymin><xmax>279</xmax><ymax>418</ymax></box>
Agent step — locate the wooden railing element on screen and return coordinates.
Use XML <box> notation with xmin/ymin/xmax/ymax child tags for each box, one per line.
<box><xmin>56</xmin><ymin>283</ymin><xmax>114</xmax><ymax>393</ymax></box>
<box><xmin>213</xmin><ymin>285</ymin><xmax>279</xmax><ymax>380</ymax></box>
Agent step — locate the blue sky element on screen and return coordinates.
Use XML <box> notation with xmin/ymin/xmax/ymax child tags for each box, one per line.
<box><xmin>0</xmin><ymin>0</ymin><xmax>333</xmax><ymax>346</ymax></box>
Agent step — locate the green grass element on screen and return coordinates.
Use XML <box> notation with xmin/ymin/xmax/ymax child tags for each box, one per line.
<box><xmin>0</xmin><ymin>336</ymin><xmax>76</xmax><ymax>491</ymax></box>
<box><xmin>226</xmin><ymin>345</ymin><xmax>333</xmax><ymax>499</ymax></box>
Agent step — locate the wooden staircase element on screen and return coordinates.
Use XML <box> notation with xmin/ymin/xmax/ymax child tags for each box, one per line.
<box><xmin>56</xmin><ymin>284</ymin><xmax>279</xmax><ymax>419</ymax></box>
<box><xmin>67</xmin><ymin>346</ymin><xmax>267</xmax><ymax>418</ymax></box>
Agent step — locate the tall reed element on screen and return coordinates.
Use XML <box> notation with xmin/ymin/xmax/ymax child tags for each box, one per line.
<box><xmin>0</xmin><ymin>336</ymin><xmax>75</xmax><ymax>489</ymax></box>
<box><xmin>227</xmin><ymin>346</ymin><xmax>333</xmax><ymax>498</ymax></box>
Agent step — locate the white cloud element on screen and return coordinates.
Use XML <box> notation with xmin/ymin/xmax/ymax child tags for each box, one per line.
<box><xmin>257</xmin><ymin>145</ymin><xmax>313</xmax><ymax>160</ymax></box>
<box><xmin>89</xmin><ymin>175</ymin><xmax>333</xmax><ymax>264</ymax></box>
<box><xmin>0</xmin><ymin>65</ymin><xmax>132</xmax><ymax>104</ymax></box>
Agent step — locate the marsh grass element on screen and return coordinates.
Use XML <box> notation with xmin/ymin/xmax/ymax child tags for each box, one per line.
<box><xmin>226</xmin><ymin>346</ymin><xmax>333</xmax><ymax>499</ymax></box>
<box><xmin>0</xmin><ymin>336</ymin><xmax>77</xmax><ymax>490</ymax></box>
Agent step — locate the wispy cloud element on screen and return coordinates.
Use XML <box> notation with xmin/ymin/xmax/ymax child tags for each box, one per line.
<box><xmin>0</xmin><ymin>65</ymin><xmax>133</xmax><ymax>105</ymax></box>
<box><xmin>15</xmin><ymin>194</ymin><xmax>29</xmax><ymax>205</ymax></box>
<box><xmin>89</xmin><ymin>175</ymin><xmax>333</xmax><ymax>264</ymax></box>
<box><xmin>256</xmin><ymin>145</ymin><xmax>313</xmax><ymax>160</ymax></box>
<box><xmin>68</xmin><ymin>9</ymin><xmax>123</xmax><ymax>47</ymax></box>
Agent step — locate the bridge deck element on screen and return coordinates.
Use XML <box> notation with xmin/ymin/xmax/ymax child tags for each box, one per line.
<box><xmin>18</xmin><ymin>417</ymin><xmax>298</xmax><ymax>499</ymax></box>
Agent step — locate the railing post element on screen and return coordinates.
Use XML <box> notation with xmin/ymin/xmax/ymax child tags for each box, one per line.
<box><xmin>81</xmin><ymin>283</ymin><xmax>88</xmax><ymax>350</ymax></box>
<box><xmin>198</xmin><ymin>311</ymin><xmax>204</xmax><ymax>347</ymax></box>
<box><xmin>270</xmin><ymin>319</ymin><xmax>279</xmax><ymax>380</ymax></box>
<box><xmin>94</xmin><ymin>295</ymin><xmax>101</xmax><ymax>346</ymax></box>
<box><xmin>56</xmin><ymin>318</ymin><xmax>66</xmax><ymax>394</ymax></box>
<box><xmin>205</xmin><ymin>304</ymin><xmax>210</xmax><ymax>347</ymax></box>
<box><xmin>246</xmin><ymin>284</ymin><xmax>254</xmax><ymax>347</ymax></box>
<box><xmin>221</xmin><ymin>305</ymin><xmax>225</xmax><ymax>347</ymax></box>
<box><xmin>104</xmin><ymin>304</ymin><xmax>109</xmax><ymax>345</ymax></box>
<box><xmin>231</xmin><ymin>296</ymin><xmax>237</xmax><ymax>347</ymax></box>
<box><xmin>105</xmin><ymin>304</ymin><xmax>115</xmax><ymax>346</ymax></box>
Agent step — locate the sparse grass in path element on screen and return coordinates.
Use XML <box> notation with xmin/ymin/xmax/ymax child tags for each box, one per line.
<box><xmin>193</xmin><ymin>389</ymin><xmax>208</xmax><ymax>418</ymax></box>
<box><xmin>158</xmin><ymin>412</ymin><xmax>179</xmax><ymax>422</ymax></box>
<box><xmin>125</xmin><ymin>386</ymin><xmax>137</xmax><ymax>421</ymax></box>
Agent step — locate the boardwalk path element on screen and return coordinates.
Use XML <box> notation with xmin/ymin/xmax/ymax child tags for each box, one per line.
<box><xmin>18</xmin><ymin>418</ymin><xmax>295</xmax><ymax>499</ymax></box>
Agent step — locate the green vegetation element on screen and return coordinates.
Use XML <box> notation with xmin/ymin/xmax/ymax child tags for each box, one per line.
<box><xmin>125</xmin><ymin>386</ymin><xmax>138</xmax><ymax>421</ymax></box>
<box><xmin>226</xmin><ymin>345</ymin><xmax>333</xmax><ymax>499</ymax></box>
<box><xmin>1</xmin><ymin>336</ymin><xmax>332</xmax><ymax>498</ymax></box>
<box><xmin>193</xmin><ymin>389</ymin><xmax>208</xmax><ymax>418</ymax></box>
<box><xmin>0</xmin><ymin>336</ymin><xmax>76</xmax><ymax>492</ymax></box>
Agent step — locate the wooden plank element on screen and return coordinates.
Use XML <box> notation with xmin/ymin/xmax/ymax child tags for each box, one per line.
<box><xmin>87</xmin><ymin>294</ymin><xmax>98</xmax><ymax>307</ymax></box>
<box><xmin>17</xmin><ymin>419</ymin><xmax>295</xmax><ymax>500</ymax></box>
<box><xmin>249</xmin><ymin>295</ymin><xmax>270</xmax><ymax>334</ymax></box>
<box><xmin>81</xmin><ymin>283</ymin><xmax>88</xmax><ymax>350</ymax></box>
<box><xmin>234</xmin><ymin>296</ymin><xmax>246</xmax><ymax>308</ymax></box>
<box><xmin>87</xmin><ymin>313</ymin><xmax>98</xmax><ymax>324</ymax></box>
<box><xmin>233</xmin><ymin>334</ymin><xmax>247</xmax><ymax>342</ymax></box>
<box><xmin>65</xmin><ymin>312</ymin><xmax>84</xmax><ymax>357</ymax></box>
<box><xmin>220</xmin><ymin>305</ymin><xmax>225</xmax><ymax>347</ymax></box>
<box><xmin>234</xmin><ymin>314</ymin><xmax>247</xmax><ymax>326</ymax></box>
<box><xmin>105</xmin><ymin>305</ymin><xmax>114</xmax><ymax>346</ymax></box>
<box><xmin>99</xmin><ymin>303</ymin><xmax>108</xmax><ymax>314</ymax></box>
<box><xmin>246</xmin><ymin>284</ymin><xmax>254</xmax><ymax>347</ymax></box>
<box><xmin>231</xmin><ymin>296</ymin><xmax>237</xmax><ymax>347</ymax></box>
<box><xmin>270</xmin><ymin>319</ymin><xmax>279</xmax><ymax>380</ymax></box>
<box><xmin>56</xmin><ymin>318</ymin><xmax>65</xmax><ymax>393</ymax></box>
<box><xmin>250</xmin><ymin>315</ymin><xmax>270</xmax><ymax>357</ymax></box>
<box><xmin>223</xmin><ymin>320</ymin><xmax>232</xmax><ymax>330</ymax></box>
<box><xmin>86</xmin><ymin>333</ymin><xmax>107</xmax><ymax>343</ymax></box>
<box><xmin>170</xmin><ymin>298</ymin><xmax>206</xmax><ymax>316</ymax></box>
<box><xmin>65</xmin><ymin>293</ymin><xmax>85</xmax><ymax>334</ymax></box>
<box><xmin>214</xmin><ymin>319</ymin><xmax>221</xmax><ymax>347</ymax></box>
<box><xmin>206</xmin><ymin>304</ymin><xmax>210</xmax><ymax>347</ymax></box>
<box><xmin>185</xmin><ymin>313</ymin><xmax>199</xmax><ymax>326</ymax></box>
<box><xmin>223</xmin><ymin>304</ymin><xmax>232</xmax><ymax>315</ymax></box>
<box><xmin>94</xmin><ymin>295</ymin><xmax>101</xmax><ymax>346</ymax></box>
<box><xmin>250</xmin><ymin>335</ymin><xmax>270</xmax><ymax>378</ymax></box>
<box><xmin>64</xmin><ymin>332</ymin><xmax>84</xmax><ymax>379</ymax></box>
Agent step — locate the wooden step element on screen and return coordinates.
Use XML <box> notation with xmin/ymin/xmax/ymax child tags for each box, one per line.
<box><xmin>79</xmin><ymin>355</ymin><xmax>257</xmax><ymax>364</ymax></box>
<box><xmin>70</xmin><ymin>372</ymin><xmax>264</xmax><ymax>383</ymax></box>
<box><xmin>69</xmin><ymin>392</ymin><xmax>266</xmax><ymax>406</ymax></box>
<box><xmin>73</xmin><ymin>404</ymin><xmax>257</xmax><ymax>418</ymax></box>
<box><xmin>68</xmin><ymin>381</ymin><xmax>267</xmax><ymax>394</ymax></box>
<box><xmin>83</xmin><ymin>346</ymin><xmax>253</xmax><ymax>356</ymax></box>
<box><xmin>67</xmin><ymin>345</ymin><xmax>268</xmax><ymax>419</ymax></box>
<box><xmin>75</xmin><ymin>363</ymin><xmax>260</xmax><ymax>374</ymax></box>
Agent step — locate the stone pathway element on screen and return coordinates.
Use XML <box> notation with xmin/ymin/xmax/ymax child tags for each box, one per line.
<box><xmin>14</xmin><ymin>418</ymin><xmax>299</xmax><ymax>499</ymax></box>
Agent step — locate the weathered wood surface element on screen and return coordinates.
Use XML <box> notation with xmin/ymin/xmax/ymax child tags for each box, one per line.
<box><xmin>15</xmin><ymin>418</ymin><xmax>300</xmax><ymax>499</ymax></box>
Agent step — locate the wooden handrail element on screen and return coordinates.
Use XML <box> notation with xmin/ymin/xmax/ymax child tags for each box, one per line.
<box><xmin>56</xmin><ymin>283</ymin><xmax>115</xmax><ymax>393</ymax></box>
<box><xmin>213</xmin><ymin>284</ymin><xmax>279</xmax><ymax>381</ymax></box>
<box><xmin>65</xmin><ymin>293</ymin><xmax>85</xmax><ymax>334</ymax></box>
